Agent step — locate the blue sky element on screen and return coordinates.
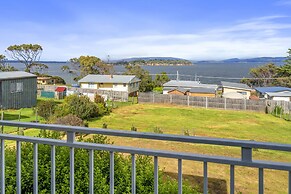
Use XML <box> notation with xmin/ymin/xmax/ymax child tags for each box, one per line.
<box><xmin>0</xmin><ymin>0</ymin><xmax>291</xmax><ymax>60</ymax></box>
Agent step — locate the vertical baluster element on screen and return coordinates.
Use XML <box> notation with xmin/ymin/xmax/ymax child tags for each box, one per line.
<box><xmin>154</xmin><ymin>156</ymin><xmax>158</xmax><ymax>194</ymax></box>
<box><xmin>0</xmin><ymin>139</ymin><xmax>5</xmax><ymax>194</ymax></box>
<box><xmin>89</xmin><ymin>150</ymin><xmax>94</xmax><ymax>194</ymax></box>
<box><xmin>178</xmin><ymin>159</ymin><xmax>182</xmax><ymax>194</ymax></box>
<box><xmin>131</xmin><ymin>154</ymin><xmax>136</xmax><ymax>194</ymax></box>
<box><xmin>203</xmin><ymin>162</ymin><xmax>208</xmax><ymax>194</ymax></box>
<box><xmin>289</xmin><ymin>171</ymin><xmax>291</xmax><ymax>194</ymax></box>
<box><xmin>110</xmin><ymin>152</ymin><xmax>114</xmax><ymax>194</ymax></box>
<box><xmin>16</xmin><ymin>141</ymin><xmax>21</xmax><ymax>194</ymax></box>
<box><xmin>70</xmin><ymin>147</ymin><xmax>74</xmax><ymax>194</ymax></box>
<box><xmin>259</xmin><ymin>168</ymin><xmax>264</xmax><ymax>194</ymax></box>
<box><xmin>51</xmin><ymin>145</ymin><xmax>55</xmax><ymax>194</ymax></box>
<box><xmin>230</xmin><ymin>165</ymin><xmax>235</xmax><ymax>194</ymax></box>
<box><xmin>33</xmin><ymin>143</ymin><xmax>38</xmax><ymax>194</ymax></box>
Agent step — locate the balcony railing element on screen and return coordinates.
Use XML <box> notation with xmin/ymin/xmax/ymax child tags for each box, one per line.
<box><xmin>0</xmin><ymin>120</ymin><xmax>291</xmax><ymax>194</ymax></box>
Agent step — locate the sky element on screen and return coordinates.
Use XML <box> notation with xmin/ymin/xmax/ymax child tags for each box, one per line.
<box><xmin>0</xmin><ymin>0</ymin><xmax>291</xmax><ymax>61</ymax></box>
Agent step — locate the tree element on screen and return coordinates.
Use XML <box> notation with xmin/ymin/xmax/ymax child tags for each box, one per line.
<box><xmin>36</xmin><ymin>100</ymin><xmax>57</xmax><ymax>121</ymax></box>
<box><xmin>154</xmin><ymin>72</ymin><xmax>170</xmax><ymax>87</ymax></box>
<box><xmin>62</xmin><ymin>55</ymin><xmax>113</xmax><ymax>81</ymax></box>
<box><xmin>55</xmin><ymin>114</ymin><xmax>85</xmax><ymax>126</ymax></box>
<box><xmin>124</xmin><ymin>64</ymin><xmax>154</xmax><ymax>92</ymax></box>
<box><xmin>6</xmin><ymin>44</ymin><xmax>43</xmax><ymax>72</ymax></box>
<box><xmin>0</xmin><ymin>54</ymin><xmax>18</xmax><ymax>72</ymax></box>
<box><xmin>241</xmin><ymin>63</ymin><xmax>279</xmax><ymax>87</ymax></box>
<box><xmin>276</xmin><ymin>49</ymin><xmax>291</xmax><ymax>87</ymax></box>
<box><xmin>55</xmin><ymin>94</ymin><xmax>98</xmax><ymax>120</ymax></box>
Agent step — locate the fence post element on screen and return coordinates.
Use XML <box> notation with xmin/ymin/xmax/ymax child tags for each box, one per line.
<box><xmin>152</xmin><ymin>93</ymin><xmax>155</xmax><ymax>103</ymax></box>
<box><xmin>244</xmin><ymin>99</ymin><xmax>247</xmax><ymax>110</ymax></box>
<box><xmin>0</xmin><ymin>111</ymin><xmax>3</xmax><ymax>134</ymax></box>
<box><xmin>224</xmin><ymin>98</ymin><xmax>227</xmax><ymax>110</ymax></box>
<box><xmin>170</xmin><ymin>95</ymin><xmax>172</xmax><ymax>104</ymax></box>
<box><xmin>205</xmin><ymin>97</ymin><xmax>208</xmax><ymax>109</ymax></box>
<box><xmin>187</xmin><ymin>96</ymin><xmax>189</xmax><ymax>106</ymax></box>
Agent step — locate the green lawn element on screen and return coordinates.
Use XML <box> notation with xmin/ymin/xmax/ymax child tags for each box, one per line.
<box><xmin>89</xmin><ymin>103</ymin><xmax>291</xmax><ymax>144</ymax></box>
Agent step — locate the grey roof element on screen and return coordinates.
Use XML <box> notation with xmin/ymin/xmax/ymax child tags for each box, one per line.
<box><xmin>78</xmin><ymin>74</ymin><xmax>140</xmax><ymax>84</ymax></box>
<box><xmin>189</xmin><ymin>87</ymin><xmax>216</xmax><ymax>94</ymax></box>
<box><xmin>266</xmin><ymin>91</ymin><xmax>291</xmax><ymax>97</ymax></box>
<box><xmin>0</xmin><ymin>71</ymin><xmax>36</xmax><ymax>80</ymax></box>
<box><xmin>221</xmin><ymin>81</ymin><xmax>251</xmax><ymax>90</ymax></box>
<box><xmin>163</xmin><ymin>80</ymin><xmax>217</xmax><ymax>89</ymax></box>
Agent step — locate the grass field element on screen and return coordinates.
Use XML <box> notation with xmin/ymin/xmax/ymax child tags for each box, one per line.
<box><xmin>88</xmin><ymin>103</ymin><xmax>291</xmax><ymax>194</ymax></box>
<box><xmin>2</xmin><ymin>101</ymin><xmax>291</xmax><ymax>193</ymax></box>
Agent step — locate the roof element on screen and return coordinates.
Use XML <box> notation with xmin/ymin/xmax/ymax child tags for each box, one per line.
<box><xmin>221</xmin><ymin>81</ymin><xmax>251</xmax><ymax>90</ymax></box>
<box><xmin>255</xmin><ymin>87</ymin><xmax>291</xmax><ymax>94</ymax></box>
<box><xmin>0</xmin><ymin>71</ymin><xmax>36</xmax><ymax>80</ymax></box>
<box><xmin>189</xmin><ymin>87</ymin><xmax>216</xmax><ymax>94</ymax></box>
<box><xmin>265</xmin><ymin>91</ymin><xmax>291</xmax><ymax>97</ymax></box>
<box><xmin>163</xmin><ymin>80</ymin><xmax>217</xmax><ymax>89</ymax></box>
<box><xmin>37</xmin><ymin>77</ymin><xmax>53</xmax><ymax>80</ymax></box>
<box><xmin>78</xmin><ymin>74</ymin><xmax>140</xmax><ymax>84</ymax></box>
<box><xmin>55</xmin><ymin>87</ymin><xmax>66</xmax><ymax>92</ymax></box>
<box><xmin>169</xmin><ymin>87</ymin><xmax>188</xmax><ymax>93</ymax></box>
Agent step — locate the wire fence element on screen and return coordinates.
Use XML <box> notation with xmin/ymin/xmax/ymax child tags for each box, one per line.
<box><xmin>138</xmin><ymin>93</ymin><xmax>291</xmax><ymax>114</ymax></box>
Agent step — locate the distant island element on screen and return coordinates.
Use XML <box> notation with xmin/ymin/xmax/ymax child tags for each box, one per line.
<box><xmin>196</xmin><ymin>57</ymin><xmax>286</xmax><ymax>63</ymax></box>
<box><xmin>113</xmin><ymin>57</ymin><xmax>193</xmax><ymax>66</ymax></box>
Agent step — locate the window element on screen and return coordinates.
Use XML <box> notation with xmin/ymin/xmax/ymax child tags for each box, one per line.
<box><xmin>88</xmin><ymin>83</ymin><xmax>95</xmax><ymax>89</ymax></box>
<box><xmin>237</xmin><ymin>91</ymin><xmax>247</xmax><ymax>95</ymax></box>
<box><xmin>10</xmin><ymin>82</ymin><xmax>23</xmax><ymax>93</ymax></box>
<box><xmin>123</xmin><ymin>83</ymin><xmax>126</xmax><ymax>87</ymax></box>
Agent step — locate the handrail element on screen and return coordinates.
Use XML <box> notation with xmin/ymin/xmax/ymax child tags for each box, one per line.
<box><xmin>1</xmin><ymin>120</ymin><xmax>291</xmax><ymax>152</ymax></box>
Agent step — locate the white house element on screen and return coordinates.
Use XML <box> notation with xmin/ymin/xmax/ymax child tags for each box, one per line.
<box><xmin>78</xmin><ymin>74</ymin><xmax>140</xmax><ymax>96</ymax></box>
<box><xmin>255</xmin><ymin>87</ymin><xmax>291</xmax><ymax>101</ymax></box>
<box><xmin>220</xmin><ymin>81</ymin><xmax>252</xmax><ymax>99</ymax></box>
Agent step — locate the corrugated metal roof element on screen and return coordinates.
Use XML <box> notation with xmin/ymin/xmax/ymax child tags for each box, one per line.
<box><xmin>169</xmin><ymin>87</ymin><xmax>188</xmax><ymax>93</ymax></box>
<box><xmin>0</xmin><ymin>71</ymin><xmax>36</xmax><ymax>80</ymax></box>
<box><xmin>221</xmin><ymin>81</ymin><xmax>251</xmax><ymax>90</ymax></box>
<box><xmin>55</xmin><ymin>87</ymin><xmax>67</xmax><ymax>92</ymax></box>
<box><xmin>78</xmin><ymin>74</ymin><xmax>140</xmax><ymax>84</ymax></box>
<box><xmin>163</xmin><ymin>80</ymin><xmax>217</xmax><ymax>89</ymax></box>
<box><xmin>266</xmin><ymin>91</ymin><xmax>291</xmax><ymax>97</ymax></box>
<box><xmin>189</xmin><ymin>87</ymin><xmax>216</xmax><ymax>94</ymax></box>
<box><xmin>255</xmin><ymin>87</ymin><xmax>291</xmax><ymax>94</ymax></box>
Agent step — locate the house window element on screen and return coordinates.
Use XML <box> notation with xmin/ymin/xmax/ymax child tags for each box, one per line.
<box><xmin>123</xmin><ymin>83</ymin><xmax>126</xmax><ymax>87</ymax></box>
<box><xmin>88</xmin><ymin>83</ymin><xmax>95</xmax><ymax>89</ymax></box>
<box><xmin>10</xmin><ymin>82</ymin><xmax>23</xmax><ymax>93</ymax></box>
<box><xmin>114</xmin><ymin>83</ymin><xmax>118</xmax><ymax>87</ymax></box>
<box><xmin>237</xmin><ymin>91</ymin><xmax>247</xmax><ymax>95</ymax></box>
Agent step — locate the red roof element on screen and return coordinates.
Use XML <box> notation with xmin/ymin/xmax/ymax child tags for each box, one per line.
<box><xmin>55</xmin><ymin>87</ymin><xmax>66</xmax><ymax>92</ymax></box>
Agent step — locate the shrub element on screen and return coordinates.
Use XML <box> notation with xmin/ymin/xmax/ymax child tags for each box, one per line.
<box><xmin>131</xmin><ymin>125</ymin><xmax>137</xmax><ymax>131</ymax></box>
<box><xmin>102</xmin><ymin>123</ymin><xmax>108</xmax><ymax>128</ymax></box>
<box><xmin>55</xmin><ymin>94</ymin><xmax>98</xmax><ymax>120</ymax></box>
<box><xmin>153</xmin><ymin>126</ymin><xmax>163</xmax><ymax>134</ymax></box>
<box><xmin>36</xmin><ymin>99</ymin><xmax>57</xmax><ymax>120</ymax></box>
<box><xmin>183</xmin><ymin>129</ymin><xmax>190</xmax><ymax>136</ymax></box>
<box><xmin>94</xmin><ymin>94</ymin><xmax>105</xmax><ymax>105</ymax></box>
<box><xmin>55</xmin><ymin>114</ymin><xmax>85</xmax><ymax>127</ymax></box>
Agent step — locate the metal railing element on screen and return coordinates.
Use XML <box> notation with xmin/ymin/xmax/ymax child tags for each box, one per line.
<box><xmin>0</xmin><ymin>120</ymin><xmax>291</xmax><ymax>194</ymax></box>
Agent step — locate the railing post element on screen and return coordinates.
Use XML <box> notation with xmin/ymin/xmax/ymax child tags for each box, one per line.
<box><xmin>67</xmin><ymin>132</ymin><xmax>75</xmax><ymax>194</ymax></box>
<box><xmin>51</xmin><ymin>145</ymin><xmax>55</xmax><ymax>194</ymax></box>
<box><xmin>110</xmin><ymin>152</ymin><xmax>114</xmax><ymax>194</ymax></box>
<box><xmin>259</xmin><ymin>168</ymin><xmax>264</xmax><ymax>194</ymax></box>
<box><xmin>154</xmin><ymin>156</ymin><xmax>158</xmax><ymax>194</ymax></box>
<box><xmin>241</xmin><ymin>147</ymin><xmax>252</xmax><ymax>162</ymax></box>
<box><xmin>33</xmin><ymin>143</ymin><xmax>38</xmax><ymax>194</ymax></box>
<box><xmin>16</xmin><ymin>141</ymin><xmax>21</xmax><ymax>194</ymax></box>
<box><xmin>0</xmin><ymin>139</ymin><xmax>5</xmax><ymax>194</ymax></box>
<box><xmin>203</xmin><ymin>162</ymin><xmax>208</xmax><ymax>194</ymax></box>
<box><xmin>131</xmin><ymin>154</ymin><xmax>136</xmax><ymax>194</ymax></box>
<box><xmin>89</xmin><ymin>150</ymin><xmax>94</xmax><ymax>194</ymax></box>
<box><xmin>178</xmin><ymin>159</ymin><xmax>182</xmax><ymax>194</ymax></box>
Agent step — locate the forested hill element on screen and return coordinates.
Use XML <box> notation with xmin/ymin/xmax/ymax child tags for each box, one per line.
<box><xmin>114</xmin><ymin>57</ymin><xmax>192</xmax><ymax>66</ymax></box>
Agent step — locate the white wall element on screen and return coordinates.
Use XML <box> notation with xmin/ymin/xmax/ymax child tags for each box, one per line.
<box><xmin>272</xmin><ymin>96</ymin><xmax>290</xmax><ymax>102</ymax></box>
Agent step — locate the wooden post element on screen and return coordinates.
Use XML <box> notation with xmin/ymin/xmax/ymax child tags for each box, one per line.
<box><xmin>205</xmin><ymin>97</ymin><xmax>208</xmax><ymax>109</ymax></box>
<box><xmin>170</xmin><ymin>95</ymin><xmax>172</xmax><ymax>104</ymax></box>
<box><xmin>244</xmin><ymin>99</ymin><xmax>247</xmax><ymax>110</ymax></box>
<box><xmin>224</xmin><ymin>98</ymin><xmax>227</xmax><ymax>110</ymax></box>
<box><xmin>152</xmin><ymin>93</ymin><xmax>155</xmax><ymax>103</ymax></box>
<box><xmin>187</xmin><ymin>95</ymin><xmax>189</xmax><ymax>106</ymax></box>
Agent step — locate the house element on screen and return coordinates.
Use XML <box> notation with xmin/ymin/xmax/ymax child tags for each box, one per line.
<box><xmin>37</xmin><ymin>76</ymin><xmax>55</xmax><ymax>85</ymax></box>
<box><xmin>55</xmin><ymin>86</ymin><xmax>67</xmax><ymax>100</ymax></box>
<box><xmin>168</xmin><ymin>87</ymin><xmax>188</xmax><ymax>95</ymax></box>
<box><xmin>0</xmin><ymin>71</ymin><xmax>37</xmax><ymax>109</ymax></box>
<box><xmin>255</xmin><ymin>87</ymin><xmax>291</xmax><ymax>101</ymax></box>
<box><xmin>163</xmin><ymin>80</ymin><xmax>217</xmax><ymax>94</ymax></box>
<box><xmin>220</xmin><ymin>81</ymin><xmax>252</xmax><ymax>99</ymax></box>
<box><xmin>78</xmin><ymin>74</ymin><xmax>141</xmax><ymax>96</ymax></box>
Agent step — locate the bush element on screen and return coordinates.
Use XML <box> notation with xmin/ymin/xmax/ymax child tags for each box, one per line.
<box><xmin>36</xmin><ymin>99</ymin><xmax>57</xmax><ymax>120</ymax></box>
<box><xmin>4</xmin><ymin>132</ymin><xmax>198</xmax><ymax>193</ymax></box>
<box><xmin>55</xmin><ymin>94</ymin><xmax>98</xmax><ymax>120</ymax></box>
<box><xmin>94</xmin><ymin>94</ymin><xmax>105</xmax><ymax>105</ymax></box>
<box><xmin>55</xmin><ymin>114</ymin><xmax>85</xmax><ymax>127</ymax></box>
<box><xmin>102</xmin><ymin>123</ymin><xmax>108</xmax><ymax>128</ymax></box>
<box><xmin>131</xmin><ymin>125</ymin><xmax>137</xmax><ymax>131</ymax></box>
<box><xmin>153</xmin><ymin>126</ymin><xmax>163</xmax><ymax>134</ymax></box>
<box><xmin>183</xmin><ymin>129</ymin><xmax>190</xmax><ymax>136</ymax></box>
